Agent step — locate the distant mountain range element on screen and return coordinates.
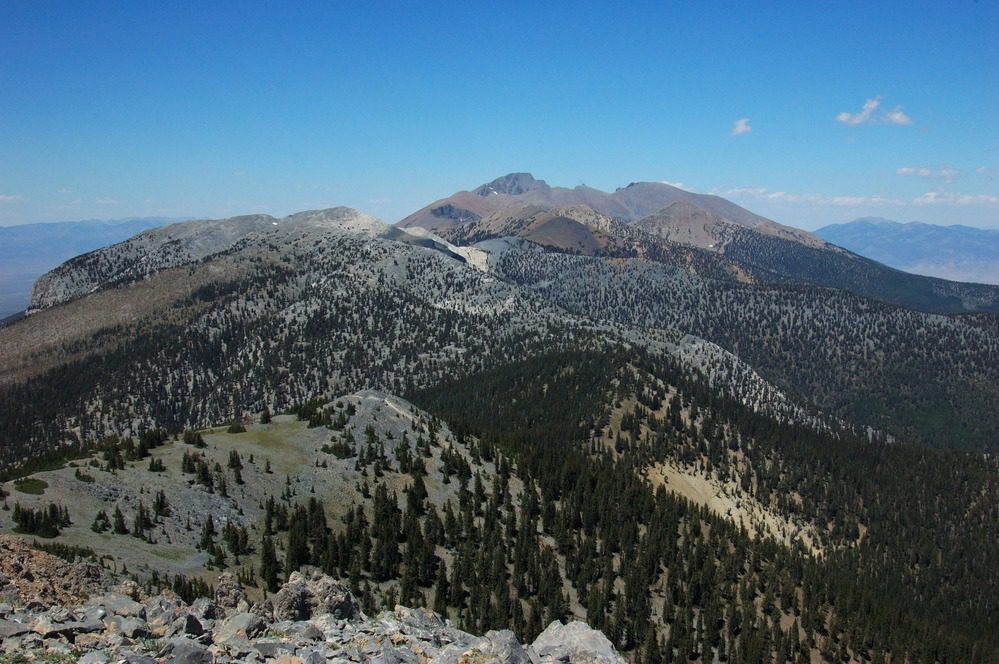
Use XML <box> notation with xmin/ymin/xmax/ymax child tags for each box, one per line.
<box><xmin>0</xmin><ymin>217</ymin><xmax>188</xmax><ymax>320</ymax></box>
<box><xmin>815</xmin><ymin>217</ymin><xmax>999</xmax><ymax>285</ymax></box>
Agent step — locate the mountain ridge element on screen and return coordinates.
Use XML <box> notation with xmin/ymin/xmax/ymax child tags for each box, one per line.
<box><xmin>398</xmin><ymin>173</ymin><xmax>778</xmax><ymax>231</ymax></box>
<box><xmin>816</xmin><ymin>217</ymin><xmax>999</xmax><ymax>285</ymax></box>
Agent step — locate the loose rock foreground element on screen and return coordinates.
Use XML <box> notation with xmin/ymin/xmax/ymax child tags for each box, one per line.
<box><xmin>0</xmin><ymin>538</ymin><xmax>624</xmax><ymax>663</ymax></box>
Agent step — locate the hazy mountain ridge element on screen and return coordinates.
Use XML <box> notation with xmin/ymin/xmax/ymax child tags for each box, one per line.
<box><xmin>816</xmin><ymin>217</ymin><xmax>999</xmax><ymax>285</ymax></box>
<box><xmin>28</xmin><ymin>208</ymin><xmax>385</xmax><ymax>311</ymax></box>
<box><xmin>0</xmin><ymin>217</ymin><xmax>185</xmax><ymax>319</ymax></box>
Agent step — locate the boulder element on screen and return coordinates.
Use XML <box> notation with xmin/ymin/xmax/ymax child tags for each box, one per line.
<box><xmin>272</xmin><ymin>572</ymin><xmax>360</xmax><ymax>622</ymax></box>
<box><xmin>214</xmin><ymin>573</ymin><xmax>246</xmax><ymax>611</ymax></box>
<box><xmin>161</xmin><ymin>638</ymin><xmax>213</xmax><ymax>664</ymax></box>
<box><xmin>213</xmin><ymin>612</ymin><xmax>266</xmax><ymax>643</ymax></box>
<box><xmin>94</xmin><ymin>593</ymin><xmax>146</xmax><ymax>619</ymax></box>
<box><xmin>531</xmin><ymin>621</ymin><xmax>625</xmax><ymax>664</ymax></box>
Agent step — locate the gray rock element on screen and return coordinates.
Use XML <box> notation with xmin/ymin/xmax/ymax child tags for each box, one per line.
<box><xmin>32</xmin><ymin>615</ymin><xmax>104</xmax><ymax>638</ymax></box>
<box><xmin>103</xmin><ymin>614</ymin><xmax>152</xmax><ymax>639</ymax></box>
<box><xmin>372</xmin><ymin>646</ymin><xmax>420</xmax><ymax>664</ymax></box>
<box><xmin>250</xmin><ymin>637</ymin><xmax>295</xmax><ymax>658</ymax></box>
<box><xmin>310</xmin><ymin>575</ymin><xmax>360</xmax><ymax>620</ymax></box>
<box><xmin>272</xmin><ymin>576</ymin><xmax>310</xmax><ymax>621</ymax></box>
<box><xmin>392</xmin><ymin>604</ymin><xmax>447</xmax><ymax>635</ymax></box>
<box><xmin>0</xmin><ymin>619</ymin><xmax>31</xmax><ymax>639</ymax></box>
<box><xmin>531</xmin><ymin>620</ymin><xmax>625</xmax><ymax>664</ymax></box>
<box><xmin>270</xmin><ymin>619</ymin><xmax>323</xmax><ymax>641</ymax></box>
<box><xmin>191</xmin><ymin>597</ymin><xmax>224</xmax><ymax>620</ymax></box>
<box><xmin>4</xmin><ymin>634</ymin><xmax>43</xmax><ymax>654</ymax></box>
<box><xmin>178</xmin><ymin>612</ymin><xmax>206</xmax><ymax>636</ymax></box>
<box><xmin>214</xmin><ymin>573</ymin><xmax>246</xmax><ymax>611</ymax></box>
<box><xmin>78</xmin><ymin>651</ymin><xmax>111</xmax><ymax>664</ymax></box>
<box><xmin>479</xmin><ymin>630</ymin><xmax>533</xmax><ymax>664</ymax></box>
<box><xmin>95</xmin><ymin>593</ymin><xmax>146</xmax><ymax>619</ymax></box>
<box><xmin>299</xmin><ymin>650</ymin><xmax>330</xmax><ymax>664</ymax></box>
<box><xmin>162</xmin><ymin>637</ymin><xmax>213</xmax><ymax>664</ymax></box>
<box><xmin>213</xmin><ymin>612</ymin><xmax>266</xmax><ymax>642</ymax></box>
<box><xmin>146</xmin><ymin>595</ymin><xmax>180</xmax><ymax>627</ymax></box>
<box><xmin>43</xmin><ymin>639</ymin><xmax>76</xmax><ymax>655</ymax></box>
<box><xmin>273</xmin><ymin>572</ymin><xmax>360</xmax><ymax>622</ymax></box>
<box><xmin>308</xmin><ymin>613</ymin><xmax>347</xmax><ymax>641</ymax></box>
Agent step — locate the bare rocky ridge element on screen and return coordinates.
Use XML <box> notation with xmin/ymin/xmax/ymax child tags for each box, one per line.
<box><xmin>399</xmin><ymin>173</ymin><xmax>774</xmax><ymax>233</ymax></box>
<box><xmin>633</xmin><ymin>201</ymin><xmax>829</xmax><ymax>252</ymax></box>
<box><xmin>0</xmin><ymin>562</ymin><xmax>624</xmax><ymax>663</ymax></box>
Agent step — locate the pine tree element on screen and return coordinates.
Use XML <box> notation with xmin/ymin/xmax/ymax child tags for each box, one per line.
<box><xmin>260</xmin><ymin>535</ymin><xmax>279</xmax><ymax>592</ymax></box>
<box><xmin>113</xmin><ymin>506</ymin><xmax>129</xmax><ymax>534</ymax></box>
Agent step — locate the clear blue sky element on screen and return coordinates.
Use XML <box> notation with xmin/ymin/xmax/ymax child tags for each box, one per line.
<box><xmin>1</xmin><ymin>1</ymin><xmax>997</xmax><ymax>229</ymax></box>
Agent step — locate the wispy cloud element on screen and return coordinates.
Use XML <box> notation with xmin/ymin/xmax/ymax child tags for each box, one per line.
<box><xmin>95</xmin><ymin>197</ymin><xmax>118</xmax><ymax>205</ymax></box>
<box><xmin>730</xmin><ymin>118</ymin><xmax>752</xmax><ymax>136</ymax></box>
<box><xmin>724</xmin><ymin>184</ymin><xmax>999</xmax><ymax>208</ymax></box>
<box><xmin>0</xmin><ymin>194</ymin><xmax>23</xmax><ymax>203</ymax></box>
<box><xmin>836</xmin><ymin>97</ymin><xmax>913</xmax><ymax>126</ymax></box>
<box><xmin>659</xmin><ymin>180</ymin><xmax>687</xmax><ymax>190</ymax></box>
<box><xmin>722</xmin><ymin>186</ymin><xmax>903</xmax><ymax>207</ymax></box>
<box><xmin>913</xmin><ymin>191</ymin><xmax>999</xmax><ymax>206</ymax></box>
<box><xmin>897</xmin><ymin>166</ymin><xmax>959</xmax><ymax>181</ymax></box>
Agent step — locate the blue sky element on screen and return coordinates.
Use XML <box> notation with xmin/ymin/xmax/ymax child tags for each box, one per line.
<box><xmin>1</xmin><ymin>1</ymin><xmax>997</xmax><ymax>229</ymax></box>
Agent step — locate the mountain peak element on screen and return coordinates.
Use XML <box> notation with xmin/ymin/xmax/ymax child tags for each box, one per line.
<box><xmin>473</xmin><ymin>172</ymin><xmax>550</xmax><ymax>197</ymax></box>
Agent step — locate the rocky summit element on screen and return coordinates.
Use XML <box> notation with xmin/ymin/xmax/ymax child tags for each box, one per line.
<box><xmin>0</xmin><ymin>560</ymin><xmax>623</xmax><ymax>663</ymax></box>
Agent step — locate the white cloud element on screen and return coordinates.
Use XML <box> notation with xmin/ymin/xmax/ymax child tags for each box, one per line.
<box><xmin>836</xmin><ymin>96</ymin><xmax>913</xmax><ymax>126</ymax></box>
<box><xmin>836</xmin><ymin>98</ymin><xmax>881</xmax><ymax>125</ymax></box>
<box><xmin>913</xmin><ymin>191</ymin><xmax>999</xmax><ymax>206</ymax></box>
<box><xmin>897</xmin><ymin>166</ymin><xmax>959</xmax><ymax>181</ymax></box>
<box><xmin>730</xmin><ymin>118</ymin><xmax>752</xmax><ymax>136</ymax></box>
<box><xmin>95</xmin><ymin>197</ymin><xmax>118</xmax><ymax>205</ymax></box>
<box><xmin>0</xmin><ymin>194</ymin><xmax>23</xmax><ymax>203</ymax></box>
<box><xmin>883</xmin><ymin>107</ymin><xmax>913</xmax><ymax>125</ymax></box>
<box><xmin>659</xmin><ymin>180</ymin><xmax>687</xmax><ymax>190</ymax></box>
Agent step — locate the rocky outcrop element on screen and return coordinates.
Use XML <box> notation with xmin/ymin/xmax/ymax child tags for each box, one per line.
<box><xmin>0</xmin><ymin>535</ymin><xmax>119</xmax><ymax>608</ymax></box>
<box><xmin>269</xmin><ymin>572</ymin><xmax>359</xmax><ymax>622</ymax></box>
<box><xmin>0</xmin><ymin>569</ymin><xmax>624</xmax><ymax>663</ymax></box>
